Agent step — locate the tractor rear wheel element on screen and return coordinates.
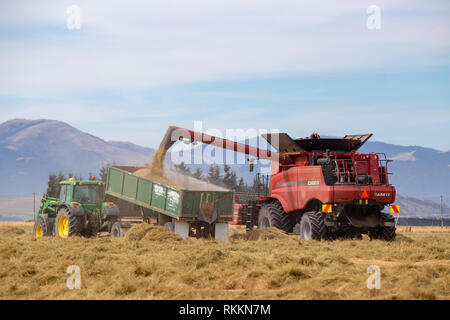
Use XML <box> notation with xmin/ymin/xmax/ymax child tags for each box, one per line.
<box><xmin>258</xmin><ymin>202</ymin><xmax>295</xmax><ymax>232</ymax></box>
<box><xmin>369</xmin><ymin>213</ymin><xmax>396</xmax><ymax>241</ymax></box>
<box><xmin>55</xmin><ymin>207</ymin><xmax>83</xmax><ymax>238</ymax></box>
<box><xmin>33</xmin><ymin>217</ymin><xmax>54</xmax><ymax>237</ymax></box>
<box><xmin>299</xmin><ymin>210</ymin><xmax>328</xmax><ymax>240</ymax></box>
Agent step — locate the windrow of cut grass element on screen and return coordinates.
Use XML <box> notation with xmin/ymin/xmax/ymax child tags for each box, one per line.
<box><xmin>0</xmin><ymin>223</ymin><xmax>448</xmax><ymax>300</ymax></box>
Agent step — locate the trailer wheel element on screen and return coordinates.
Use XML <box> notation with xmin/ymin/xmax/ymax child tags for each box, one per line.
<box><xmin>110</xmin><ymin>222</ymin><xmax>124</xmax><ymax>238</ymax></box>
<box><xmin>110</xmin><ymin>222</ymin><xmax>128</xmax><ymax>238</ymax></box>
<box><xmin>258</xmin><ymin>203</ymin><xmax>295</xmax><ymax>232</ymax></box>
<box><xmin>299</xmin><ymin>210</ymin><xmax>327</xmax><ymax>240</ymax></box>
<box><xmin>33</xmin><ymin>217</ymin><xmax>53</xmax><ymax>237</ymax></box>
<box><xmin>55</xmin><ymin>207</ymin><xmax>83</xmax><ymax>238</ymax></box>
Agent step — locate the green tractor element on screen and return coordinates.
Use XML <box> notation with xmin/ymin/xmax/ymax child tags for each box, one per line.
<box><xmin>33</xmin><ymin>178</ymin><xmax>119</xmax><ymax>238</ymax></box>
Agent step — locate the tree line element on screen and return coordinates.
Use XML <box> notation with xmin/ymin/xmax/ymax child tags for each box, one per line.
<box><xmin>173</xmin><ymin>162</ymin><xmax>260</xmax><ymax>192</ymax></box>
<box><xmin>45</xmin><ymin>165</ymin><xmax>110</xmax><ymax>198</ymax></box>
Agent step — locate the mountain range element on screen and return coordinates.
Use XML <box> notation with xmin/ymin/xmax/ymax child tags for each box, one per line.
<box><xmin>0</xmin><ymin>118</ymin><xmax>449</xmax><ymax>220</ymax></box>
<box><xmin>0</xmin><ymin>119</ymin><xmax>155</xmax><ymax>197</ymax></box>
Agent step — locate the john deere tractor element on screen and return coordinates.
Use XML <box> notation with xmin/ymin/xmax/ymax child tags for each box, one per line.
<box><xmin>33</xmin><ymin>178</ymin><xmax>119</xmax><ymax>238</ymax></box>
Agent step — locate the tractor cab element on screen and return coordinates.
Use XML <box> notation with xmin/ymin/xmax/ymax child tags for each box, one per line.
<box><xmin>58</xmin><ymin>178</ymin><xmax>105</xmax><ymax>210</ymax></box>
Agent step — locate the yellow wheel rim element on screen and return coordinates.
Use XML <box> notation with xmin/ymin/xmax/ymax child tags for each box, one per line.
<box><xmin>35</xmin><ymin>224</ymin><xmax>43</xmax><ymax>238</ymax></box>
<box><xmin>58</xmin><ymin>215</ymin><xmax>69</xmax><ymax>238</ymax></box>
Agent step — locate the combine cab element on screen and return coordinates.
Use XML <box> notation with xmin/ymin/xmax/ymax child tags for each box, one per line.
<box><xmin>161</xmin><ymin>127</ymin><xmax>399</xmax><ymax>241</ymax></box>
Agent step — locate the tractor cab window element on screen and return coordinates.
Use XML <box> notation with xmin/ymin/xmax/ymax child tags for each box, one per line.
<box><xmin>58</xmin><ymin>185</ymin><xmax>68</xmax><ymax>204</ymax></box>
<box><xmin>73</xmin><ymin>185</ymin><xmax>101</xmax><ymax>204</ymax></box>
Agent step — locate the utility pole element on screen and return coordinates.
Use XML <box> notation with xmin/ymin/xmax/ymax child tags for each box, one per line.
<box><xmin>440</xmin><ymin>195</ymin><xmax>444</xmax><ymax>228</ymax></box>
<box><xmin>33</xmin><ymin>192</ymin><xmax>36</xmax><ymax>221</ymax></box>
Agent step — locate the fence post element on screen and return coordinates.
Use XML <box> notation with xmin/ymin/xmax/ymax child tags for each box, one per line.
<box><xmin>33</xmin><ymin>192</ymin><xmax>36</xmax><ymax>221</ymax></box>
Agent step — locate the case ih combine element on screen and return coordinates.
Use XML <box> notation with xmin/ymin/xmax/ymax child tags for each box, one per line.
<box><xmin>164</xmin><ymin>126</ymin><xmax>398</xmax><ymax>241</ymax></box>
<box><xmin>34</xmin><ymin>125</ymin><xmax>398</xmax><ymax>242</ymax></box>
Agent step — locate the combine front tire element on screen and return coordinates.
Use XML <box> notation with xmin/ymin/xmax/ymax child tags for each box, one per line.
<box><xmin>258</xmin><ymin>203</ymin><xmax>295</xmax><ymax>232</ymax></box>
<box><xmin>299</xmin><ymin>210</ymin><xmax>327</xmax><ymax>240</ymax></box>
<box><xmin>33</xmin><ymin>217</ymin><xmax>54</xmax><ymax>237</ymax></box>
<box><xmin>55</xmin><ymin>207</ymin><xmax>83</xmax><ymax>238</ymax></box>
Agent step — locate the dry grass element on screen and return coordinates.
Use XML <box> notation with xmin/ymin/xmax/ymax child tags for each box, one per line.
<box><xmin>0</xmin><ymin>222</ymin><xmax>449</xmax><ymax>300</ymax></box>
<box><xmin>397</xmin><ymin>226</ymin><xmax>450</xmax><ymax>233</ymax></box>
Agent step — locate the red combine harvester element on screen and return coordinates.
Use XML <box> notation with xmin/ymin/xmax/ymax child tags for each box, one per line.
<box><xmin>161</xmin><ymin>126</ymin><xmax>399</xmax><ymax>241</ymax></box>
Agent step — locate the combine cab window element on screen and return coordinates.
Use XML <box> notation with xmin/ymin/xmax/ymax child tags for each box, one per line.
<box><xmin>73</xmin><ymin>185</ymin><xmax>101</xmax><ymax>204</ymax></box>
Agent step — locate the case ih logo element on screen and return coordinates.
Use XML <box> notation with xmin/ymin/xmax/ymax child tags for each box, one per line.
<box><xmin>276</xmin><ymin>180</ymin><xmax>320</xmax><ymax>187</ymax></box>
<box><xmin>375</xmin><ymin>193</ymin><xmax>390</xmax><ymax>197</ymax></box>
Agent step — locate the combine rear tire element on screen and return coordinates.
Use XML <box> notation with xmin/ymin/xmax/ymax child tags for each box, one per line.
<box><xmin>369</xmin><ymin>213</ymin><xmax>396</xmax><ymax>241</ymax></box>
<box><xmin>33</xmin><ymin>217</ymin><xmax>54</xmax><ymax>237</ymax></box>
<box><xmin>55</xmin><ymin>207</ymin><xmax>83</xmax><ymax>238</ymax></box>
<box><xmin>258</xmin><ymin>203</ymin><xmax>295</xmax><ymax>232</ymax></box>
<box><xmin>299</xmin><ymin>210</ymin><xmax>328</xmax><ymax>240</ymax></box>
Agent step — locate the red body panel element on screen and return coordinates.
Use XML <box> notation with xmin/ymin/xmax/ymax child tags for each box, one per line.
<box><xmin>270</xmin><ymin>166</ymin><xmax>331</xmax><ymax>212</ymax></box>
<box><xmin>332</xmin><ymin>184</ymin><xmax>396</xmax><ymax>204</ymax></box>
<box><xmin>270</xmin><ymin>165</ymin><xmax>396</xmax><ymax>213</ymax></box>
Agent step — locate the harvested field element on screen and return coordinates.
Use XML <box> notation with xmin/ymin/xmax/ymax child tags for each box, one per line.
<box><xmin>0</xmin><ymin>222</ymin><xmax>449</xmax><ymax>300</ymax></box>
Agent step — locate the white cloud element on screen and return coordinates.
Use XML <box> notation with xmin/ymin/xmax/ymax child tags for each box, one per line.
<box><xmin>1</xmin><ymin>1</ymin><xmax>449</xmax><ymax>149</ymax></box>
<box><xmin>391</xmin><ymin>151</ymin><xmax>417</xmax><ymax>161</ymax></box>
<box><xmin>1</xmin><ymin>0</ymin><xmax>450</xmax><ymax>93</ymax></box>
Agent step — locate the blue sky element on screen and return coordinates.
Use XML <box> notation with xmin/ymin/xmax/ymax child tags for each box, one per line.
<box><xmin>0</xmin><ymin>0</ymin><xmax>449</xmax><ymax>150</ymax></box>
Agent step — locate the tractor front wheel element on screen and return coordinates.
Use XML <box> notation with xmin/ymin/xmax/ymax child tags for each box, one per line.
<box><xmin>55</xmin><ymin>207</ymin><xmax>83</xmax><ymax>238</ymax></box>
<box><xmin>33</xmin><ymin>217</ymin><xmax>54</xmax><ymax>238</ymax></box>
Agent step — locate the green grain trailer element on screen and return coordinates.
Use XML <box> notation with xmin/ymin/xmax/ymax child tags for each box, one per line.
<box><xmin>105</xmin><ymin>166</ymin><xmax>234</xmax><ymax>240</ymax></box>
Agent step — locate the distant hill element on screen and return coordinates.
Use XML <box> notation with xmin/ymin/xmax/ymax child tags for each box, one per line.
<box><xmin>0</xmin><ymin>196</ymin><xmax>42</xmax><ymax>221</ymax></box>
<box><xmin>0</xmin><ymin>119</ymin><xmax>155</xmax><ymax>197</ymax></box>
<box><xmin>0</xmin><ymin>118</ymin><xmax>449</xmax><ymax>207</ymax></box>
<box><xmin>359</xmin><ymin>141</ymin><xmax>450</xmax><ymax>206</ymax></box>
<box><xmin>395</xmin><ymin>195</ymin><xmax>449</xmax><ymax>219</ymax></box>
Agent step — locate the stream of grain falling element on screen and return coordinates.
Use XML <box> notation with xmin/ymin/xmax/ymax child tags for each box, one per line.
<box><xmin>134</xmin><ymin>148</ymin><xmax>177</xmax><ymax>187</ymax></box>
